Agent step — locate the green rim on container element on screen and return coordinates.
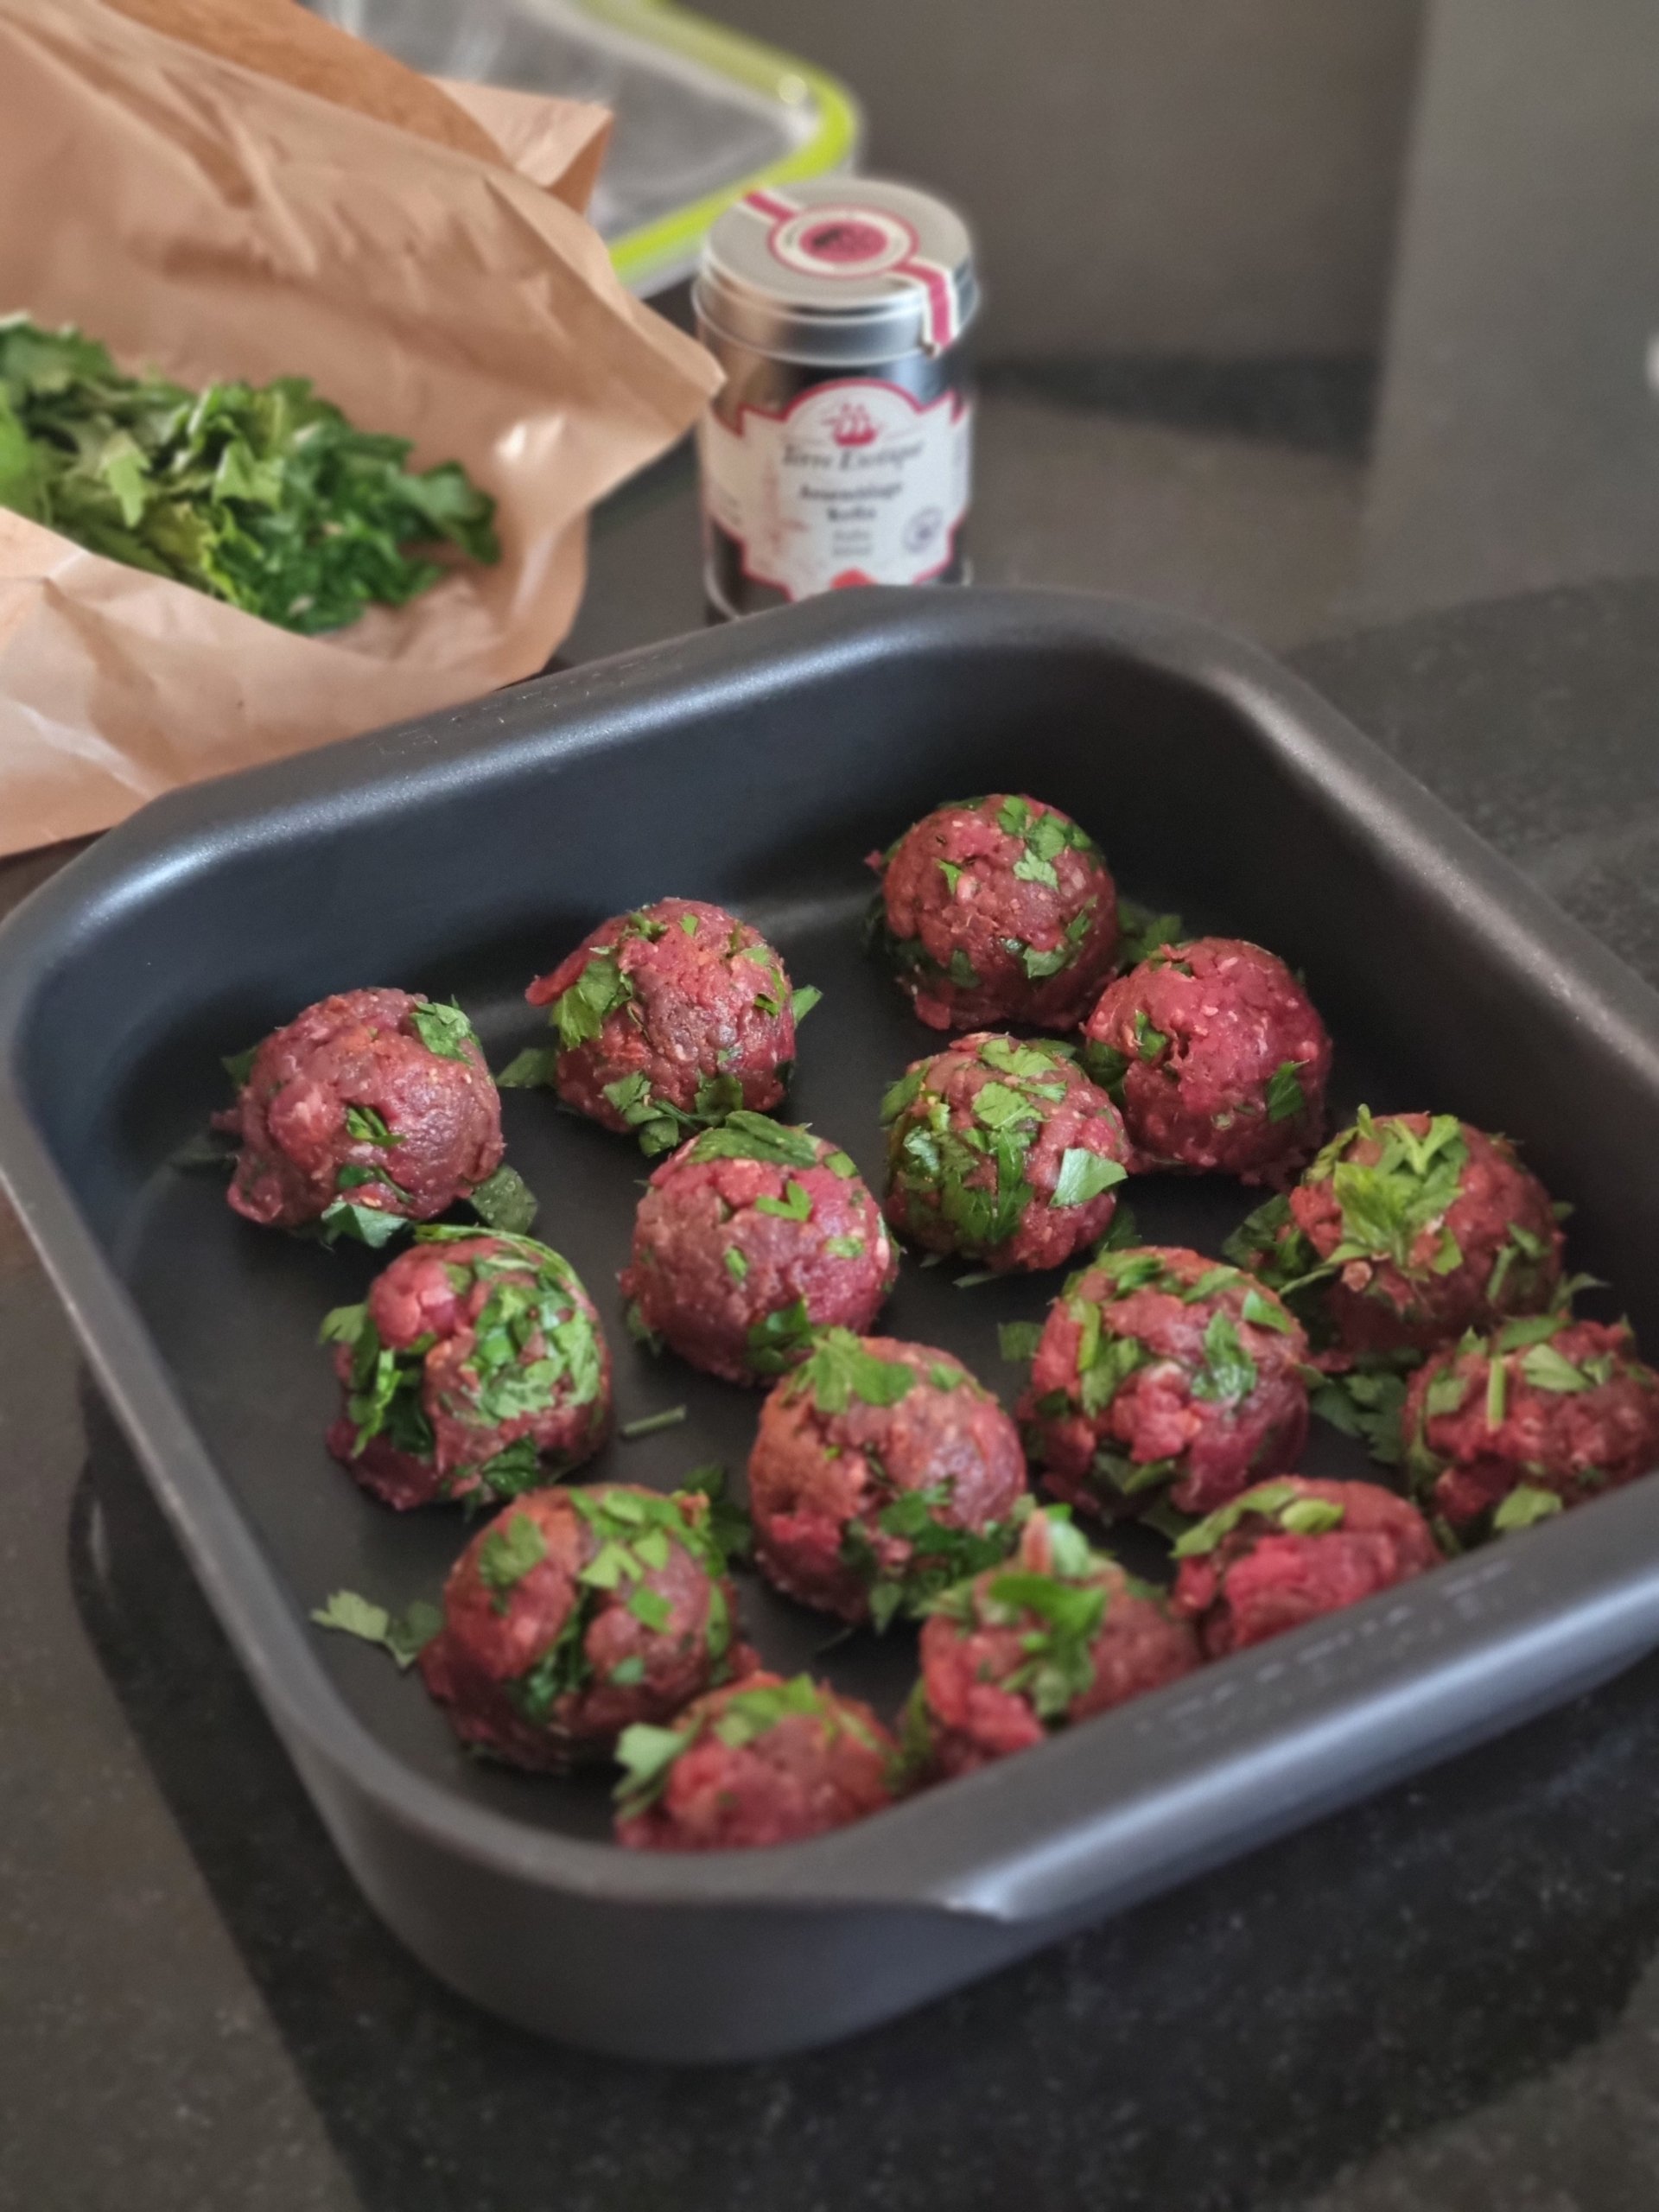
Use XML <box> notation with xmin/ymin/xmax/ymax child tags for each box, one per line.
<box><xmin>570</xmin><ymin>0</ymin><xmax>861</xmax><ymax>293</ymax></box>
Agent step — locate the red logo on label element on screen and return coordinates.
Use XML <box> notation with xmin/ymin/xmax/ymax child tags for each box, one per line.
<box><xmin>800</xmin><ymin>217</ymin><xmax>891</xmax><ymax>266</ymax></box>
<box><xmin>827</xmin><ymin>401</ymin><xmax>879</xmax><ymax>448</ymax></box>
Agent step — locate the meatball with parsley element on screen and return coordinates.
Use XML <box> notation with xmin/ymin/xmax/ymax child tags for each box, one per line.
<box><xmin>747</xmin><ymin>1330</ymin><xmax>1030</xmax><ymax>1627</ymax></box>
<box><xmin>321</xmin><ymin>1228</ymin><xmax>610</xmax><ymax>1510</ymax></box>
<box><xmin>1171</xmin><ymin>1476</ymin><xmax>1440</xmax><ymax>1656</ymax></box>
<box><xmin>1403</xmin><ymin>1314</ymin><xmax>1659</xmax><ymax>1541</ymax></box>
<box><xmin>620</xmin><ymin>1113</ymin><xmax>896</xmax><ymax>1385</ymax></box>
<box><xmin>1081</xmin><ymin>936</ymin><xmax>1330</xmax><ymax>1185</ymax></box>
<box><xmin>906</xmin><ymin>1507</ymin><xmax>1199</xmax><ymax>1779</ymax></box>
<box><xmin>1228</xmin><ymin>1109</ymin><xmax>1563</xmax><ymax>1356</ymax></box>
<box><xmin>512</xmin><ymin>898</ymin><xmax>817</xmax><ymax>1154</ymax></box>
<box><xmin>868</xmin><ymin>794</ymin><xmax>1118</xmax><ymax>1030</ymax></box>
<box><xmin>1018</xmin><ymin>1245</ymin><xmax>1310</xmax><ymax>1521</ymax></box>
<box><xmin>614</xmin><ymin>1673</ymin><xmax>899</xmax><ymax>1852</ymax></box>
<box><xmin>881</xmin><ymin>1034</ymin><xmax>1129</xmax><ymax>1274</ymax></box>
<box><xmin>417</xmin><ymin>1482</ymin><xmax>753</xmax><ymax>1771</ymax></box>
<box><xmin>217</xmin><ymin>987</ymin><xmax>506</xmax><ymax>1241</ymax></box>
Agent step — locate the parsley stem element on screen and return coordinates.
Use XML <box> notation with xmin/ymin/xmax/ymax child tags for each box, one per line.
<box><xmin>619</xmin><ymin>1407</ymin><xmax>689</xmax><ymax>1440</ymax></box>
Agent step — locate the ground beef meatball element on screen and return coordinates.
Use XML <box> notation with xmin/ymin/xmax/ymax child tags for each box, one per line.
<box><xmin>1227</xmin><ymin>1108</ymin><xmax>1564</xmax><ymax>1355</ymax></box>
<box><xmin>417</xmin><ymin>1482</ymin><xmax>752</xmax><ymax>1771</ymax></box>
<box><xmin>1171</xmin><ymin>1476</ymin><xmax>1440</xmax><ymax>1657</ymax></box>
<box><xmin>868</xmin><ymin>794</ymin><xmax>1118</xmax><ymax>1030</ymax></box>
<box><xmin>613</xmin><ymin>1672</ymin><xmax>898</xmax><ymax>1851</ymax></box>
<box><xmin>218</xmin><ymin>988</ymin><xmax>504</xmax><ymax>1234</ymax></box>
<box><xmin>747</xmin><ymin>1331</ymin><xmax>1029</xmax><ymax>1626</ymax></box>
<box><xmin>906</xmin><ymin>1507</ymin><xmax>1199</xmax><ymax>1778</ymax></box>
<box><xmin>1080</xmin><ymin>937</ymin><xmax>1331</xmax><ymax>1185</ymax></box>
<box><xmin>514</xmin><ymin>898</ymin><xmax>810</xmax><ymax>1153</ymax></box>
<box><xmin>1019</xmin><ymin>1245</ymin><xmax>1309</xmax><ymax>1521</ymax></box>
<box><xmin>321</xmin><ymin>1228</ymin><xmax>611</xmax><ymax>1510</ymax></box>
<box><xmin>1402</xmin><ymin>1315</ymin><xmax>1659</xmax><ymax>1541</ymax></box>
<box><xmin>881</xmin><ymin>1034</ymin><xmax>1128</xmax><ymax>1274</ymax></box>
<box><xmin>620</xmin><ymin>1112</ymin><xmax>895</xmax><ymax>1386</ymax></box>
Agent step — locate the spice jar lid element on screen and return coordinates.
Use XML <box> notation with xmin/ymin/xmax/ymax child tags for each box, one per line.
<box><xmin>695</xmin><ymin>177</ymin><xmax>979</xmax><ymax>367</ymax></box>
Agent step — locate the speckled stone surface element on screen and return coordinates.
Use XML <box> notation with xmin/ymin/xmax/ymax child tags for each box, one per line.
<box><xmin>8</xmin><ymin>3</ymin><xmax>1659</xmax><ymax>2205</ymax></box>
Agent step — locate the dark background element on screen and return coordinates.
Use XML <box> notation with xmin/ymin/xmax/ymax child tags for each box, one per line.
<box><xmin>7</xmin><ymin>2</ymin><xmax>1659</xmax><ymax>2205</ymax></box>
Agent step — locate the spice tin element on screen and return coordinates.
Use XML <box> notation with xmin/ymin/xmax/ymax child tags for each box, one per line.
<box><xmin>693</xmin><ymin>177</ymin><xmax>979</xmax><ymax>617</ymax></box>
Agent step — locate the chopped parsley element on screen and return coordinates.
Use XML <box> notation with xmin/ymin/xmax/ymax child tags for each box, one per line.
<box><xmin>687</xmin><ymin>1112</ymin><xmax>824</xmax><ymax>1172</ymax></box>
<box><xmin>1189</xmin><ymin>1311</ymin><xmax>1258</xmax><ymax>1404</ymax></box>
<box><xmin>546</xmin><ymin>952</ymin><xmax>632</xmax><ymax>1051</ymax></box>
<box><xmin>886</xmin><ymin>1041</ymin><xmax>1092</xmax><ymax>1257</ymax></box>
<box><xmin>315</xmin><ymin>1198</ymin><xmax>406</xmax><ymax>1249</ymax></box>
<box><xmin>1265</xmin><ymin>1060</ymin><xmax>1308</xmax><ymax>1124</ymax></box>
<box><xmin>1114</xmin><ymin>899</ymin><xmax>1185</xmax><ymax>971</ymax></box>
<box><xmin>310</xmin><ymin>1590</ymin><xmax>442</xmax><ymax>1669</ymax></box>
<box><xmin>746</xmin><ymin>1296</ymin><xmax>817</xmax><ymax>1375</ymax></box>
<box><xmin>723</xmin><ymin>1246</ymin><xmax>749</xmax><ymax>1282</ymax></box>
<box><xmin>407</xmin><ymin>999</ymin><xmax>480</xmax><ymax>1064</ymax></box>
<box><xmin>999</xmin><ymin>1319</ymin><xmax>1046</xmax><ymax>1363</ymax></box>
<box><xmin>1173</xmin><ymin>1481</ymin><xmax>1345</xmax><ymax>1558</ymax></box>
<box><xmin>613</xmin><ymin>1675</ymin><xmax>840</xmax><ymax>1820</ymax></box>
<box><xmin>842</xmin><ymin>1485</ymin><xmax>1028</xmax><ymax>1629</ymax></box>
<box><xmin>1051</xmin><ymin>1146</ymin><xmax>1128</xmax><ymax>1210</ymax></box>
<box><xmin>791</xmin><ymin>985</ymin><xmax>823</xmax><ymax>1023</ymax></box>
<box><xmin>1309</xmin><ymin>1355</ymin><xmax>1414</xmax><ymax>1465</ymax></box>
<box><xmin>496</xmin><ymin>1046</ymin><xmax>560</xmax><ymax>1090</ymax></box>
<box><xmin>1521</xmin><ymin>1343</ymin><xmax>1594</xmax><ymax>1394</ymax></box>
<box><xmin>753</xmin><ymin>1179</ymin><xmax>813</xmax><ymax>1222</ymax></box>
<box><xmin>221</xmin><ymin>1042</ymin><xmax>259</xmax><ymax>1088</ymax></box>
<box><xmin>619</xmin><ymin>1406</ymin><xmax>688</xmax><ymax>1440</ymax></box>
<box><xmin>467</xmin><ymin>1164</ymin><xmax>539</xmax><ymax>1235</ymax></box>
<box><xmin>926</xmin><ymin>1509</ymin><xmax>1121</xmax><ymax>1724</ymax></box>
<box><xmin>1492</xmin><ymin>1484</ymin><xmax>1565</xmax><ymax>1533</ymax></box>
<box><xmin>476</xmin><ymin>1511</ymin><xmax>547</xmax><ymax>1597</ymax></box>
<box><xmin>343</xmin><ymin>1103</ymin><xmax>398</xmax><ymax>1146</ymax></box>
<box><xmin>1133</xmin><ymin>1009</ymin><xmax>1166</xmax><ymax>1062</ymax></box>
<box><xmin>787</xmin><ymin>1328</ymin><xmax>915</xmax><ymax>1415</ymax></box>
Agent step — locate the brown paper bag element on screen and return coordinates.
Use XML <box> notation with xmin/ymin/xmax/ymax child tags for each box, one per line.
<box><xmin>0</xmin><ymin>0</ymin><xmax>721</xmax><ymax>856</ymax></box>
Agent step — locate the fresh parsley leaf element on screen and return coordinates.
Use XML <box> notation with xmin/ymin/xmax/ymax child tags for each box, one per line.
<box><xmin>1240</xmin><ymin>1287</ymin><xmax>1294</xmax><ymax>1334</ymax></box>
<box><xmin>1265</xmin><ymin>1060</ymin><xmax>1307</xmax><ymax>1123</ymax></box>
<box><xmin>496</xmin><ymin>1046</ymin><xmax>560</xmax><ymax>1089</ymax></box>
<box><xmin>613</xmin><ymin>1722</ymin><xmax>690</xmax><ymax>1816</ymax></box>
<box><xmin>221</xmin><ymin>1043</ymin><xmax>259</xmax><ymax>1087</ymax></box>
<box><xmin>311</xmin><ymin>1590</ymin><xmax>441</xmax><ymax>1670</ymax></box>
<box><xmin>791</xmin><ymin>1328</ymin><xmax>914</xmax><ymax>1415</ymax></box>
<box><xmin>823</xmin><ymin>1234</ymin><xmax>865</xmax><ymax>1259</ymax></box>
<box><xmin>550</xmin><ymin>955</ymin><xmax>632</xmax><ymax>1051</ymax></box>
<box><xmin>1424</xmin><ymin>1366</ymin><xmax>1471</xmax><ymax>1417</ymax></box>
<box><xmin>723</xmin><ymin>1245</ymin><xmax>750</xmax><ymax>1282</ymax></box>
<box><xmin>477</xmin><ymin>1513</ymin><xmax>548</xmax><ymax>1595</ymax></box>
<box><xmin>688</xmin><ymin>1112</ymin><xmax>823</xmax><ymax>1172</ymax></box>
<box><xmin>407</xmin><ymin>1000</ymin><xmax>480</xmax><ymax>1064</ymax></box>
<box><xmin>316</xmin><ymin>1198</ymin><xmax>406</xmax><ymax>1249</ymax></box>
<box><xmin>999</xmin><ymin>1319</ymin><xmax>1046</xmax><ymax>1363</ymax></box>
<box><xmin>1013</xmin><ymin>850</ymin><xmax>1060</xmax><ymax>889</ymax></box>
<box><xmin>1492</xmin><ymin>1484</ymin><xmax>1565</xmax><ymax>1532</ymax></box>
<box><xmin>747</xmin><ymin>1297</ymin><xmax>816</xmax><ymax>1374</ymax></box>
<box><xmin>1133</xmin><ymin>1009</ymin><xmax>1166</xmax><ymax>1062</ymax></box>
<box><xmin>880</xmin><ymin>1068</ymin><xmax>925</xmax><ymax>1124</ymax></box>
<box><xmin>675</xmin><ymin>1463</ymin><xmax>753</xmax><ymax>1562</ymax></box>
<box><xmin>1114</xmin><ymin>899</ymin><xmax>1185</xmax><ymax>971</ymax></box>
<box><xmin>1096</xmin><ymin>1202</ymin><xmax>1141</xmax><ymax>1254</ymax></box>
<box><xmin>467</xmin><ymin>1164</ymin><xmax>538</xmax><ymax>1235</ymax></box>
<box><xmin>790</xmin><ymin>985</ymin><xmax>823</xmax><ymax>1023</ymax></box>
<box><xmin>1173</xmin><ymin>1479</ymin><xmax>1343</xmax><ymax>1558</ymax></box>
<box><xmin>753</xmin><ymin>1179</ymin><xmax>813</xmax><ymax>1222</ymax></box>
<box><xmin>1051</xmin><ymin>1147</ymin><xmax>1128</xmax><ymax>1209</ymax></box>
<box><xmin>343</xmin><ymin>1103</ymin><xmax>398</xmax><ymax>1147</ymax></box>
<box><xmin>1189</xmin><ymin>1311</ymin><xmax>1257</xmax><ymax>1404</ymax></box>
<box><xmin>1521</xmin><ymin>1344</ymin><xmax>1592</xmax><ymax>1393</ymax></box>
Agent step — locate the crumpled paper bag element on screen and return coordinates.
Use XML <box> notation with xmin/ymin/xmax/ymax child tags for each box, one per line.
<box><xmin>0</xmin><ymin>0</ymin><xmax>721</xmax><ymax>855</ymax></box>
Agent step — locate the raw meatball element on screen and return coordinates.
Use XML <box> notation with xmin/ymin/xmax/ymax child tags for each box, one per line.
<box><xmin>620</xmin><ymin>1112</ymin><xmax>895</xmax><ymax>1385</ymax></box>
<box><xmin>418</xmin><ymin>1483</ymin><xmax>752</xmax><ymax>1771</ymax></box>
<box><xmin>518</xmin><ymin>898</ymin><xmax>809</xmax><ymax>1153</ymax></box>
<box><xmin>868</xmin><ymin>794</ymin><xmax>1118</xmax><ymax>1030</ymax></box>
<box><xmin>881</xmin><ymin>1033</ymin><xmax>1128</xmax><ymax>1274</ymax></box>
<box><xmin>1403</xmin><ymin>1315</ymin><xmax>1659</xmax><ymax>1540</ymax></box>
<box><xmin>218</xmin><ymin>988</ymin><xmax>503</xmax><ymax>1232</ymax></box>
<box><xmin>1228</xmin><ymin>1108</ymin><xmax>1563</xmax><ymax>1355</ymax></box>
<box><xmin>907</xmin><ymin>1507</ymin><xmax>1199</xmax><ymax>1778</ymax></box>
<box><xmin>613</xmin><ymin>1672</ymin><xmax>898</xmax><ymax>1851</ymax></box>
<box><xmin>1080</xmin><ymin>937</ymin><xmax>1330</xmax><ymax>1185</ymax></box>
<box><xmin>1019</xmin><ymin>1245</ymin><xmax>1309</xmax><ymax>1520</ymax></box>
<box><xmin>321</xmin><ymin>1228</ymin><xmax>610</xmax><ymax>1510</ymax></box>
<box><xmin>1171</xmin><ymin>1476</ymin><xmax>1440</xmax><ymax>1657</ymax></box>
<box><xmin>747</xmin><ymin>1331</ymin><xmax>1029</xmax><ymax>1626</ymax></box>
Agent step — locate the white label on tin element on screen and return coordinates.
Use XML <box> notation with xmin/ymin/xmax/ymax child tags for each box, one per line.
<box><xmin>701</xmin><ymin>379</ymin><xmax>971</xmax><ymax>601</ymax></box>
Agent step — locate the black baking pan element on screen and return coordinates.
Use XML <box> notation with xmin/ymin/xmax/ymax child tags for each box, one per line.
<box><xmin>5</xmin><ymin>586</ymin><xmax>1659</xmax><ymax>2063</ymax></box>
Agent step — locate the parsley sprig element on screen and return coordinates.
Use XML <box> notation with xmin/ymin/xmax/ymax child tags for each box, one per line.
<box><xmin>1173</xmin><ymin>1480</ymin><xmax>1345</xmax><ymax>1559</ymax></box>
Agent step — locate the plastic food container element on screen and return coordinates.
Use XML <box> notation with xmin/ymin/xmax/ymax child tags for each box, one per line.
<box><xmin>317</xmin><ymin>0</ymin><xmax>860</xmax><ymax>295</ymax></box>
<box><xmin>3</xmin><ymin>588</ymin><xmax>1659</xmax><ymax>2063</ymax></box>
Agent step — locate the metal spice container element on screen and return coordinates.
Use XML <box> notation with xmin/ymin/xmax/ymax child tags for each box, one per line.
<box><xmin>693</xmin><ymin>177</ymin><xmax>980</xmax><ymax>619</ymax></box>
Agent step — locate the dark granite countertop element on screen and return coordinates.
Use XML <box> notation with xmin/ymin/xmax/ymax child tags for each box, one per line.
<box><xmin>7</xmin><ymin>4</ymin><xmax>1659</xmax><ymax>2206</ymax></box>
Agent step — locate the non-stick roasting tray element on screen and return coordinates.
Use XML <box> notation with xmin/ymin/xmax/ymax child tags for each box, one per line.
<box><xmin>5</xmin><ymin>587</ymin><xmax>1659</xmax><ymax>2061</ymax></box>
